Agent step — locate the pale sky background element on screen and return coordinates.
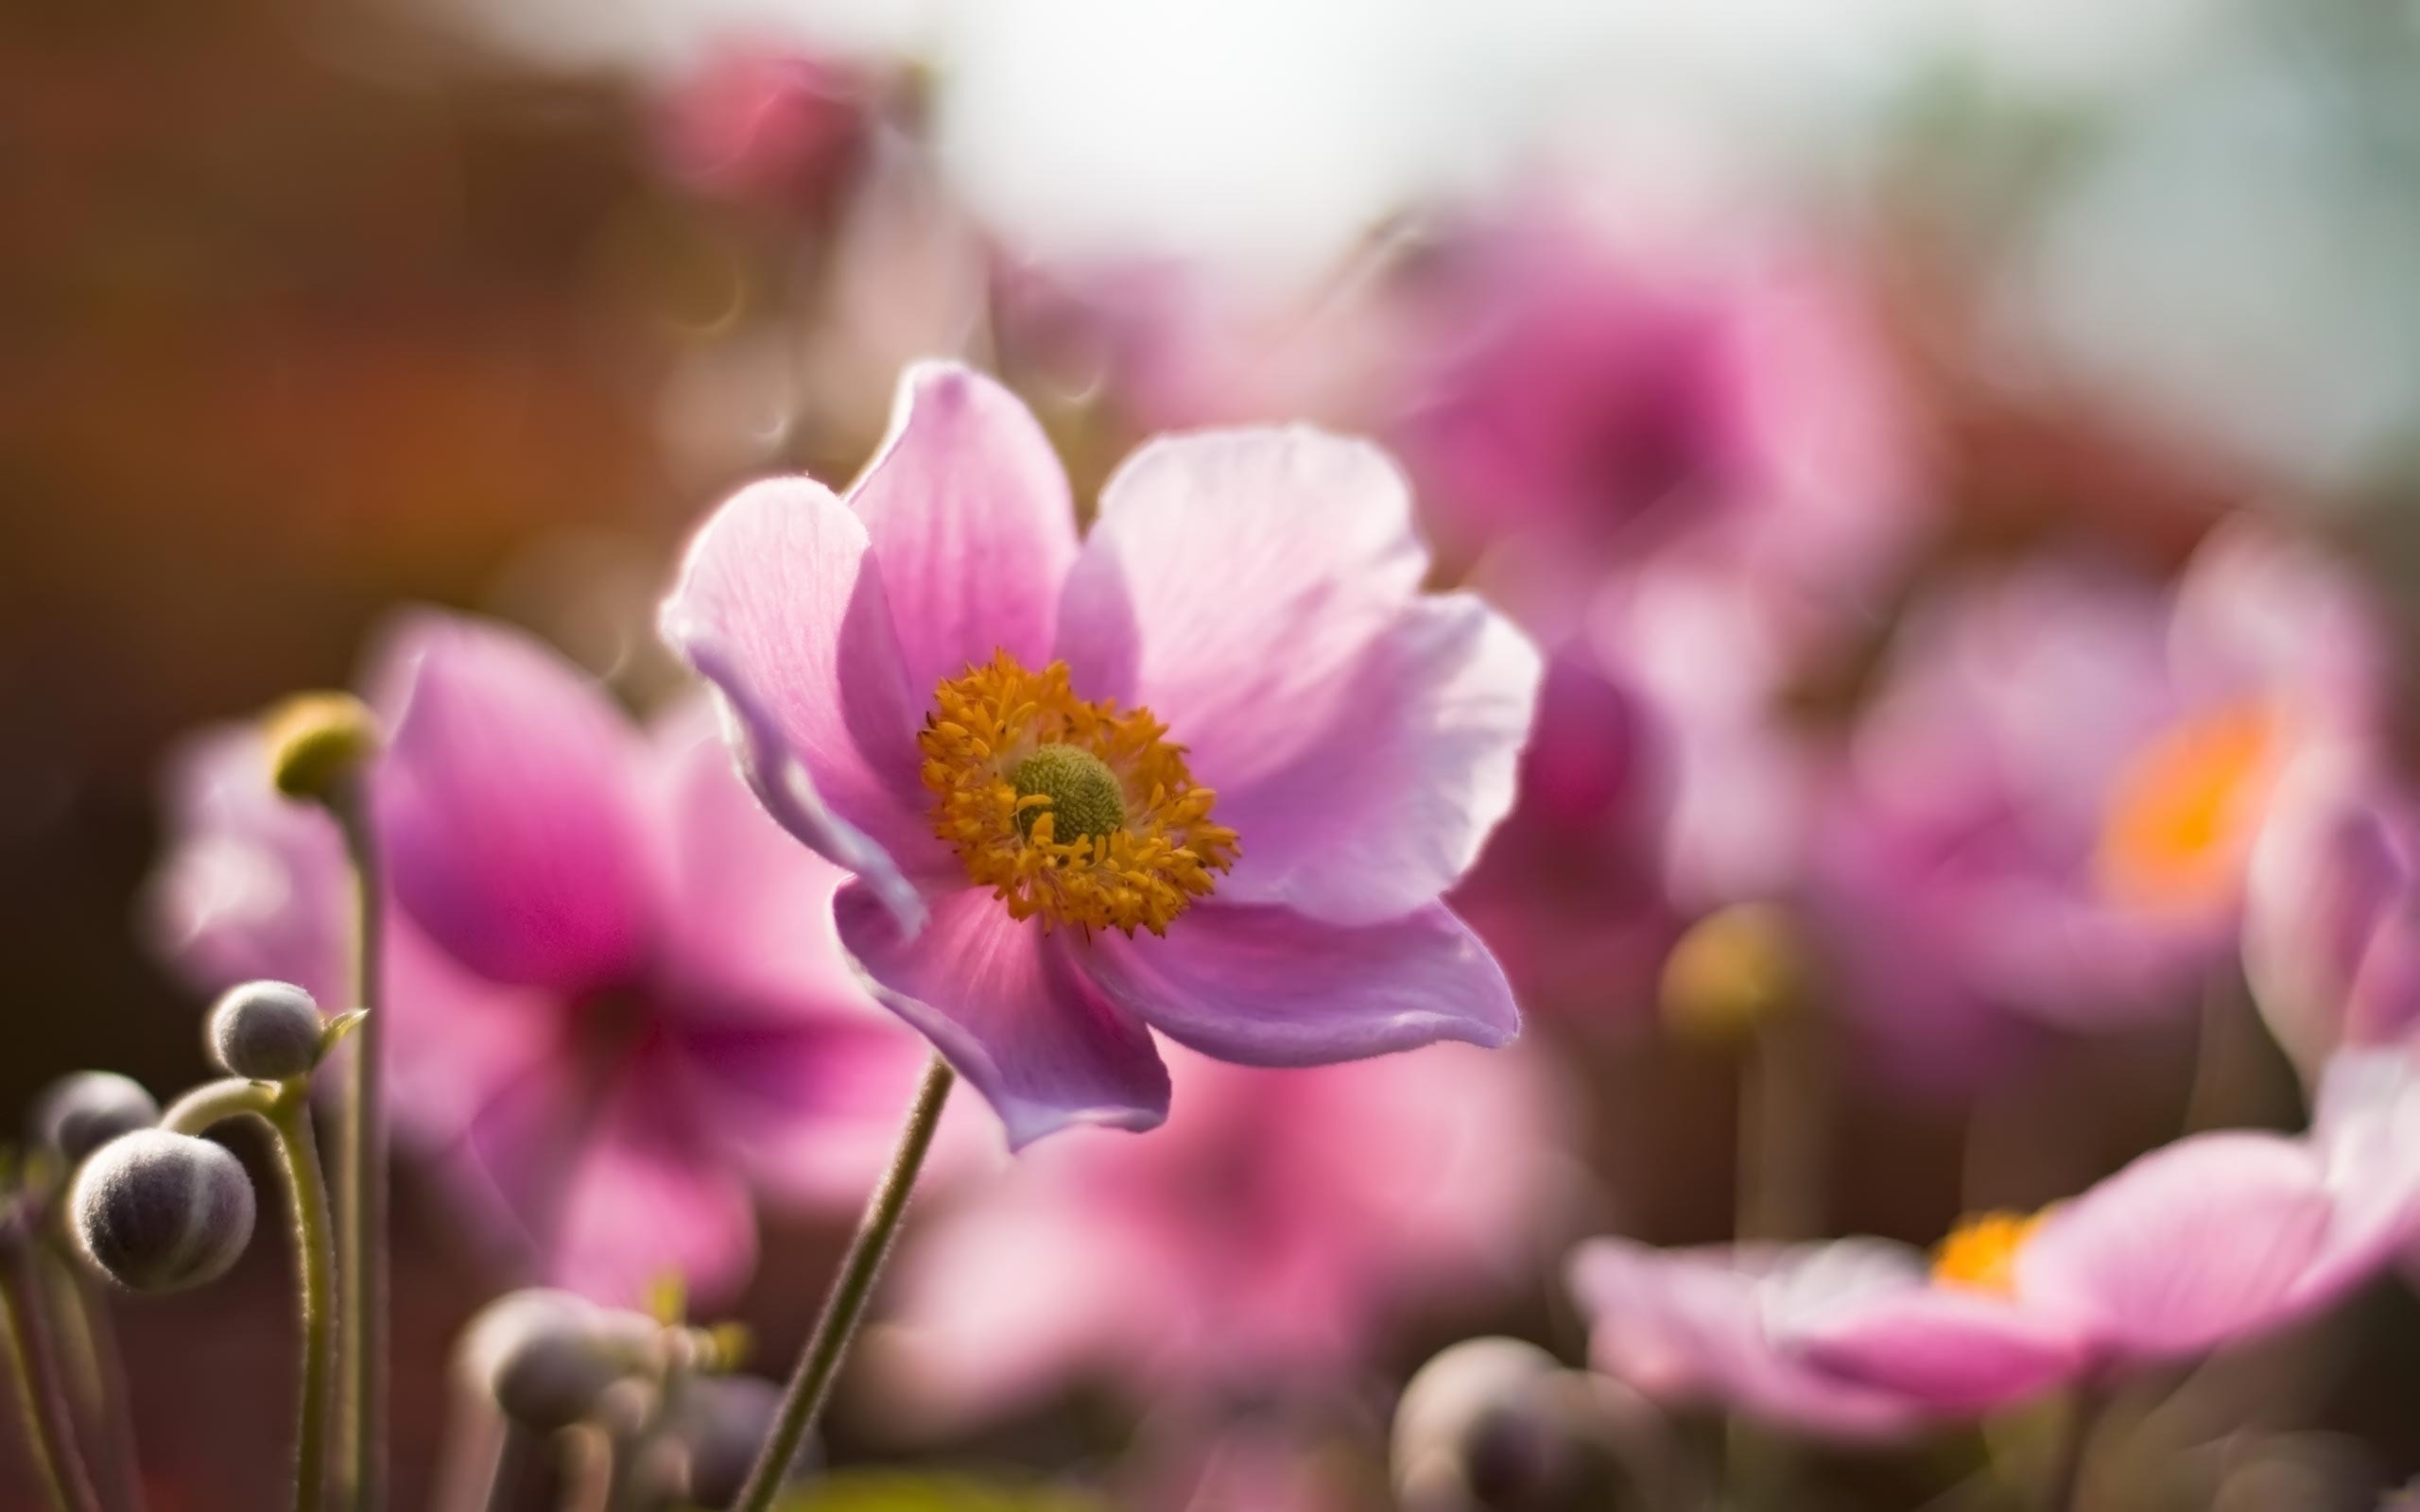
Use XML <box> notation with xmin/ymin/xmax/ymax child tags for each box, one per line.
<box><xmin>426</xmin><ymin>0</ymin><xmax>2420</xmax><ymax>495</ymax></box>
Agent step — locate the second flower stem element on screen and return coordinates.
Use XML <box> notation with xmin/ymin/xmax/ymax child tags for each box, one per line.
<box><xmin>0</xmin><ymin>1239</ymin><xmax>102</xmax><ymax>1512</ymax></box>
<box><xmin>269</xmin><ymin>1091</ymin><xmax>338</xmax><ymax>1512</ymax></box>
<box><xmin>329</xmin><ymin>782</ymin><xmax>387</xmax><ymax>1512</ymax></box>
<box><xmin>731</xmin><ymin>1054</ymin><xmax>955</xmax><ymax>1512</ymax></box>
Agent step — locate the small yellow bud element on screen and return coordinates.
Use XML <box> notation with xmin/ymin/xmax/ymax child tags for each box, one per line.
<box><xmin>1659</xmin><ymin>903</ymin><xmax>1807</xmax><ymax>1043</ymax></box>
<box><xmin>264</xmin><ymin>692</ymin><xmax>381</xmax><ymax>802</ymax></box>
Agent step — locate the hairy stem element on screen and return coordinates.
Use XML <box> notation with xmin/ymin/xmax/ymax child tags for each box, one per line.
<box><xmin>268</xmin><ymin>1091</ymin><xmax>339</xmax><ymax>1512</ymax></box>
<box><xmin>328</xmin><ymin>783</ymin><xmax>387</xmax><ymax>1512</ymax></box>
<box><xmin>0</xmin><ymin>1238</ymin><xmax>102</xmax><ymax>1512</ymax></box>
<box><xmin>732</xmin><ymin>1054</ymin><xmax>955</xmax><ymax>1512</ymax></box>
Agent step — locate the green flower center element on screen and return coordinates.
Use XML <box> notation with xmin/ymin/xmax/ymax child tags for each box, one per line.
<box><xmin>1010</xmin><ymin>743</ymin><xmax>1127</xmax><ymax>844</ymax></box>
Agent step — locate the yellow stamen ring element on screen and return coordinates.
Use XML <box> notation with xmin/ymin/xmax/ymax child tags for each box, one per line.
<box><xmin>918</xmin><ymin>652</ymin><xmax>1239</xmax><ymax>936</ymax></box>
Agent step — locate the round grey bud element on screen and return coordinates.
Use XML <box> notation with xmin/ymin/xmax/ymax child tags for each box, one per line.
<box><xmin>206</xmin><ymin>981</ymin><xmax>324</xmax><ymax>1081</ymax></box>
<box><xmin>33</xmin><ymin>1073</ymin><xmax>160</xmax><ymax>1164</ymax></box>
<box><xmin>1394</xmin><ymin>1339</ymin><xmax>1656</xmax><ymax>1512</ymax></box>
<box><xmin>70</xmin><ymin>1130</ymin><xmax>255</xmax><ymax>1293</ymax></box>
<box><xmin>490</xmin><ymin>1307</ymin><xmax>660</xmax><ymax>1433</ymax></box>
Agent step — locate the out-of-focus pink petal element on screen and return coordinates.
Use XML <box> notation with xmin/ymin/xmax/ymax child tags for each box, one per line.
<box><xmin>659</xmin><ymin>476</ymin><xmax>945</xmax><ymax>896</ymax></box>
<box><xmin>834</xmin><ymin>884</ymin><xmax>1169</xmax><ymax>1149</ymax></box>
<box><xmin>2016</xmin><ymin>1131</ymin><xmax>2336</xmax><ymax>1361</ymax></box>
<box><xmin>1565</xmin><ymin>1240</ymin><xmax>1928</xmax><ymax>1442</ymax></box>
<box><xmin>871</xmin><ymin>1196</ymin><xmax>1171</xmax><ymax>1431</ymax></box>
<box><xmin>368</xmin><ymin>611</ymin><xmax>652</xmax><ymax>991</ymax></box>
<box><xmin>2244</xmin><ymin>749</ymin><xmax>2414</xmax><ymax>1070</ymax></box>
<box><xmin>2305</xmin><ymin>1049</ymin><xmax>2420</xmax><ymax>1298</ymax></box>
<box><xmin>2169</xmin><ymin>520</ymin><xmax>2385</xmax><ymax>735</ymax></box>
<box><xmin>1202</xmin><ymin>593</ymin><xmax>1542</xmax><ymax>923</ymax></box>
<box><xmin>1079</xmin><ymin>902</ymin><xmax>1517</xmax><ymax>1066</ymax></box>
<box><xmin>451</xmin><ymin>1041</ymin><xmax>757</xmax><ymax>1307</ymax></box>
<box><xmin>846</xmin><ymin>363</ymin><xmax>1078</xmax><ymax>692</ymax></box>
<box><xmin>147</xmin><ymin>725</ymin><xmax>350</xmax><ymax>1007</ymax></box>
<box><xmin>378</xmin><ymin>921</ymin><xmax>558</xmax><ymax>1151</ymax></box>
<box><xmin>1780</xmin><ymin>1285</ymin><xmax>2084</xmax><ymax>1413</ymax></box>
<box><xmin>1054</xmin><ymin>428</ymin><xmax>1426</xmax><ymax>796</ymax></box>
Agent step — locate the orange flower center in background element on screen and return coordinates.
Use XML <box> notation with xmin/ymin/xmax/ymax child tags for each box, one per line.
<box><xmin>1930</xmin><ymin>1210</ymin><xmax>2048</xmax><ymax>1295</ymax></box>
<box><xmin>919</xmin><ymin>651</ymin><xmax>1239</xmax><ymax>936</ymax></box>
<box><xmin>2095</xmin><ymin>700</ymin><xmax>2283</xmax><ymax>912</ymax></box>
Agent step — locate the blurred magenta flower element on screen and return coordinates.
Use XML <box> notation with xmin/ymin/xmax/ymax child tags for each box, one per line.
<box><xmin>1812</xmin><ymin>524</ymin><xmax>2386</xmax><ymax>1065</ymax></box>
<box><xmin>652</xmin><ymin>48</ymin><xmax>870</xmax><ymax>212</ymax></box>
<box><xmin>661</xmin><ymin>362</ymin><xmax>1538</xmax><ymax>1148</ymax></box>
<box><xmin>873</xmin><ymin>1042</ymin><xmax>1568</xmax><ymax>1429</ymax></box>
<box><xmin>1569</xmin><ymin>1048</ymin><xmax>2420</xmax><ymax>1430</ymax></box>
<box><xmin>150</xmin><ymin>610</ymin><xmax>924</xmax><ymax>1303</ymax></box>
<box><xmin>2245</xmin><ymin>747</ymin><xmax>2420</xmax><ymax>1075</ymax></box>
<box><xmin>1391</xmin><ymin>202</ymin><xmax>1927</xmax><ymax>634</ymax></box>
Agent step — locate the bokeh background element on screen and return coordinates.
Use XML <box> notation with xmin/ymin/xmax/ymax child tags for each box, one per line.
<box><xmin>13</xmin><ymin>0</ymin><xmax>2420</xmax><ymax>1506</ymax></box>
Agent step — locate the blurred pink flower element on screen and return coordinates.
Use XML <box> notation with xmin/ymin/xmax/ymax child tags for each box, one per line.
<box><xmin>652</xmin><ymin>48</ymin><xmax>870</xmax><ymax>212</ymax></box>
<box><xmin>1569</xmin><ymin>1049</ymin><xmax>2420</xmax><ymax>1431</ymax></box>
<box><xmin>1813</xmin><ymin>524</ymin><xmax>2386</xmax><ymax>1060</ymax></box>
<box><xmin>873</xmin><ymin>1042</ymin><xmax>1569</xmax><ymax>1428</ymax></box>
<box><xmin>149</xmin><ymin>610</ymin><xmax>924</xmax><ymax>1304</ymax></box>
<box><xmin>2245</xmin><ymin>747</ymin><xmax>2420</xmax><ymax>1076</ymax></box>
<box><xmin>660</xmin><ymin>362</ymin><xmax>1538</xmax><ymax>1148</ymax></box>
<box><xmin>1392</xmin><ymin>204</ymin><xmax>1926</xmax><ymax>634</ymax></box>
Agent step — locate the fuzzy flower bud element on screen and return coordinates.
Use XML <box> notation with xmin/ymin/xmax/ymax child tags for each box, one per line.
<box><xmin>32</xmin><ymin>1073</ymin><xmax>160</xmax><ymax>1165</ymax></box>
<box><xmin>1393</xmin><ymin>1339</ymin><xmax>1656</xmax><ymax>1512</ymax></box>
<box><xmin>488</xmin><ymin>1303</ymin><xmax>662</xmax><ymax>1433</ymax></box>
<box><xmin>264</xmin><ymin>691</ymin><xmax>381</xmax><ymax>802</ymax></box>
<box><xmin>206</xmin><ymin>980</ymin><xmax>326</xmax><ymax>1082</ymax></box>
<box><xmin>70</xmin><ymin>1130</ymin><xmax>256</xmax><ymax>1293</ymax></box>
<box><xmin>1658</xmin><ymin>903</ymin><xmax>1809</xmax><ymax>1044</ymax></box>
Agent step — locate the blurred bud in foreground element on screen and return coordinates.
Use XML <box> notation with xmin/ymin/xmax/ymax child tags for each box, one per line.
<box><xmin>70</xmin><ymin>1130</ymin><xmax>254</xmax><ymax>1292</ymax></box>
<box><xmin>32</xmin><ymin>1073</ymin><xmax>159</xmax><ymax>1165</ymax></box>
<box><xmin>1393</xmin><ymin>1337</ymin><xmax>1660</xmax><ymax>1512</ymax></box>
<box><xmin>1659</xmin><ymin>903</ymin><xmax>1807</xmax><ymax>1043</ymax></box>
<box><xmin>206</xmin><ymin>980</ymin><xmax>324</xmax><ymax>1081</ymax></box>
<box><xmin>470</xmin><ymin>1289</ymin><xmax>663</xmax><ymax>1433</ymax></box>
<box><xmin>263</xmin><ymin>691</ymin><xmax>380</xmax><ymax>802</ymax></box>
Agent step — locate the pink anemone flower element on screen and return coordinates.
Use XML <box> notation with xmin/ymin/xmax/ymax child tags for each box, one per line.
<box><xmin>1568</xmin><ymin>1049</ymin><xmax>2420</xmax><ymax>1432</ymax></box>
<box><xmin>1813</xmin><ymin>524</ymin><xmax>2386</xmax><ymax>1053</ymax></box>
<box><xmin>148</xmin><ymin>610</ymin><xmax>925</xmax><ymax>1303</ymax></box>
<box><xmin>659</xmin><ymin>361</ymin><xmax>1539</xmax><ymax>1146</ymax></box>
<box><xmin>870</xmin><ymin>1041</ymin><xmax>1570</xmax><ymax>1430</ymax></box>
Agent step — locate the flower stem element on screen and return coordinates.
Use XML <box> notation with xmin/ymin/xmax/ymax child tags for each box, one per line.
<box><xmin>731</xmin><ymin>1054</ymin><xmax>955</xmax><ymax>1512</ymax></box>
<box><xmin>328</xmin><ymin>782</ymin><xmax>387</xmax><ymax>1512</ymax></box>
<box><xmin>2037</xmin><ymin>1385</ymin><xmax>2100</xmax><ymax>1512</ymax></box>
<box><xmin>43</xmin><ymin>1249</ymin><xmax>145</xmax><ymax>1512</ymax></box>
<box><xmin>0</xmin><ymin>1239</ymin><xmax>102</xmax><ymax>1512</ymax></box>
<box><xmin>268</xmin><ymin>1089</ymin><xmax>339</xmax><ymax>1512</ymax></box>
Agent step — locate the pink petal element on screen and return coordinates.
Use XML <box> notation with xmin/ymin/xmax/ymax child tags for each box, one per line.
<box><xmin>147</xmin><ymin>725</ymin><xmax>350</xmax><ymax>1006</ymax></box>
<box><xmin>368</xmin><ymin>611</ymin><xmax>652</xmax><ymax>991</ymax></box>
<box><xmin>847</xmin><ymin>363</ymin><xmax>1079</xmax><ymax>692</ymax></box>
<box><xmin>451</xmin><ymin>1040</ymin><xmax>757</xmax><ymax>1307</ymax></box>
<box><xmin>1780</xmin><ymin>1285</ymin><xmax>2084</xmax><ymax>1414</ymax></box>
<box><xmin>1565</xmin><ymin>1240</ymin><xmax>1927</xmax><ymax>1441</ymax></box>
<box><xmin>2303</xmin><ymin>1049</ymin><xmax>2420</xmax><ymax>1299</ymax></box>
<box><xmin>2015</xmin><ymin>1131</ymin><xmax>2336</xmax><ymax>1362</ymax></box>
<box><xmin>1054</xmin><ymin>428</ymin><xmax>1426</xmax><ymax>797</ymax></box>
<box><xmin>1206</xmin><ymin>593</ymin><xmax>1543</xmax><ymax>924</ymax></box>
<box><xmin>659</xmin><ymin>475</ymin><xmax>947</xmax><ymax>906</ymax></box>
<box><xmin>833</xmin><ymin>883</ymin><xmax>1169</xmax><ymax>1149</ymax></box>
<box><xmin>1077</xmin><ymin>902</ymin><xmax>1517</xmax><ymax>1067</ymax></box>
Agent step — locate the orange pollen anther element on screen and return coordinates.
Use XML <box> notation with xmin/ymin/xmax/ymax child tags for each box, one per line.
<box><xmin>2096</xmin><ymin>699</ymin><xmax>2283</xmax><ymax>912</ymax></box>
<box><xmin>917</xmin><ymin>651</ymin><xmax>1239</xmax><ymax>936</ymax></box>
<box><xmin>1930</xmin><ymin>1210</ymin><xmax>2048</xmax><ymax>1296</ymax></box>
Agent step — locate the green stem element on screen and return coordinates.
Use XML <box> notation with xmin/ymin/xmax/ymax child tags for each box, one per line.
<box><xmin>44</xmin><ymin>1247</ymin><xmax>144</xmax><ymax>1512</ymax></box>
<box><xmin>2036</xmin><ymin>1385</ymin><xmax>2100</xmax><ymax>1512</ymax></box>
<box><xmin>0</xmin><ymin>1240</ymin><xmax>102</xmax><ymax>1512</ymax></box>
<box><xmin>328</xmin><ymin>782</ymin><xmax>387</xmax><ymax>1512</ymax></box>
<box><xmin>268</xmin><ymin>1091</ymin><xmax>339</xmax><ymax>1512</ymax></box>
<box><xmin>732</xmin><ymin>1054</ymin><xmax>955</xmax><ymax>1512</ymax></box>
